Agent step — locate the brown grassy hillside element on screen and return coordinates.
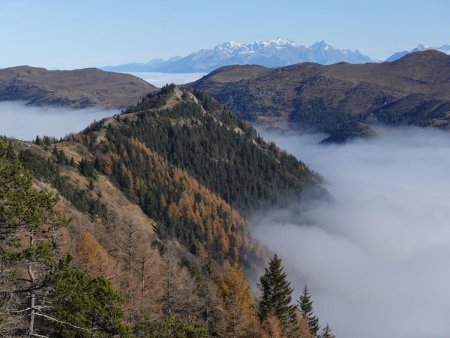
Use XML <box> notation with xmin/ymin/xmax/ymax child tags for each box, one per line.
<box><xmin>193</xmin><ymin>50</ymin><xmax>450</xmax><ymax>131</ymax></box>
<box><xmin>0</xmin><ymin>66</ymin><xmax>156</xmax><ymax>108</ymax></box>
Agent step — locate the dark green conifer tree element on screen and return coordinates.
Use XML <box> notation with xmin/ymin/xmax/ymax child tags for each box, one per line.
<box><xmin>52</xmin><ymin>145</ymin><xmax>59</xmax><ymax>158</ymax></box>
<box><xmin>258</xmin><ymin>254</ymin><xmax>298</xmax><ymax>336</ymax></box>
<box><xmin>0</xmin><ymin>140</ymin><xmax>128</xmax><ymax>336</ymax></box>
<box><xmin>298</xmin><ymin>285</ymin><xmax>320</xmax><ymax>336</ymax></box>
<box><xmin>35</xmin><ymin>135</ymin><xmax>43</xmax><ymax>145</ymax></box>
<box><xmin>320</xmin><ymin>323</ymin><xmax>335</xmax><ymax>338</ymax></box>
<box><xmin>47</xmin><ymin>255</ymin><xmax>130</xmax><ymax>337</ymax></box>
<box><xmin>57</xmin><ymin>150</ymin><xmax>66</xmax><ymax>164</ymax></box>
<box><xmin>0</xmin><ymin>140</ymin><xmax>67</xmax><ymax>336</ymax></box>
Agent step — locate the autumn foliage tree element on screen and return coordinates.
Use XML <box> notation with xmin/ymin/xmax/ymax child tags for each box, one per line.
<box><xmin>76</xmin><ymin>232</ymin><xmax>114</xmax><ymax>278</ymax></box>
<box><xmin>220</xmin><ymin>262</ymin><xmax>259</xmax><ymax>337</ymax></box>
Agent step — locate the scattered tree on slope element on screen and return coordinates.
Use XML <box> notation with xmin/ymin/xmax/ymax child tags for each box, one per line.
<box><xmin>299</xmin><ymin>285</ymin><xmax>320</xmax><ymax>336</ymax></box>
<box><xmin>258</xmin><ymin>255</ymin><xmax>299</xmax><ymax>337</ymax></box>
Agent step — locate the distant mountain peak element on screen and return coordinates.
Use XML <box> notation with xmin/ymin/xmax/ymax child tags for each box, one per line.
<box><xmin>214</xmin><ymin>38</ymin><xmax>299</xmax><ymax>51</ymax></box>
<box><xmin>313</xmin><ymin>40</ymin><xmax>328</xmax><ymax>45</ymax></box>
<box><xmin>310</xmin><ymin>40</ymin><xmax>333</xmax><ymax>50</ymax></box>
<box><xmin>103</xmin><ymin>39</ymin><xmax>372</xmax><ymax>73</ymax></box>
<box><xmin>415</xmin><ymin>43</ymin><xmax>427</xmax><ymax>50</ymax></box>
<box><xmin>386</xmin><ymin>43</ymin><xmax>450</xmax><ymax>61</ymax></box>
<box><xmin>215</xmin><ymin>40</ymin><xmax>245</xmax><ymax>49</ymax></box>
<box><xmin>263</xmin><ymin>37</ymin><xmax>298</xmax><ymax>47</ymax></box>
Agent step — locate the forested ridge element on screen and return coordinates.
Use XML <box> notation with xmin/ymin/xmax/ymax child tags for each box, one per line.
<box><xmin>95</xmin><ymin>85</ymin><xmax>319</xmax><ymax>212</ymax></box>
<box><xmin>80</xmin><ymin>85</ymin><xmax>321</xmax><ymax>261</ymax></box>
<box><xmin>0</xmin><ymin>86</ymin><xmax>332</xmax><ymax>337</ymax></box>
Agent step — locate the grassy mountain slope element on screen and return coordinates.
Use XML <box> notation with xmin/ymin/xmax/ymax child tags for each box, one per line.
<box><xmin>192</xmin><ymin>50</ymin><xmax>450</xmax><ymax>131</ymax></box>
<box><xmin>0</xmin><ymin>66</ymin><xmax>157</xmax><ymax>108</ymax></box>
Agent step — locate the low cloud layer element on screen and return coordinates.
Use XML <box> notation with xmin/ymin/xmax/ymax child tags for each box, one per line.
<box><xmin>126</xmin><ymin>72</ymin><xmax>205</xmax><ymax>87</ymax></box>
<box><xmin>0</xmin><ymin>101</ymin><xmax>117</xmax><ymax>141</ymax></box>
<box><xmin>254</xmin><ymin>127</ymin><xmax>450</xmax><ymax>338</ymax></box>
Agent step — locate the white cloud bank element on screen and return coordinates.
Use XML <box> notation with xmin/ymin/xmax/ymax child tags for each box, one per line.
<box><xmin>0</xmin><ymin>101</ymin><xmax>117</xmax><ymax>141</ymax></box>
<box><xmin>254</xmin><ymin>127</ymin><xmax>450</xmax><ymax>338</ymax></box>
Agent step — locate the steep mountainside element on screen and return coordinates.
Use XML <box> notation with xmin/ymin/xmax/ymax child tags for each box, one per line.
<box><xmin>103</xmin><ymin>39</ymin><xmax>371</xmax><ymax>73</ymax></box>
<box><xmin>1</xmin><ymin>86</ymin><xmax>322</xmax><ymax>336</ymax></box>
<box><xmin>2</xmin><ymin>137</ymin><xmax>258</xmax><ymax>336</ymax></box>
<box><xmin>16</xmin><ymin>85</ymin><xmax>320</xmax><ymax>263</ymax></box>
<box><xmin>0</xmin><ymin>66</ymin><xmax>156</xmax><ymax>108</ymax></box>
<box><xmin>192</xmin><ymin>50</ymin><xmax>450</xmax><ymax>132</ymax></box>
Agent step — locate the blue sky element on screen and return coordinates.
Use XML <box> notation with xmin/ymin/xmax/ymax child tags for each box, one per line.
<box><xmin>1</xmin><ymin>0</ymin><xmax>448</xmax><ymax>69</ymax></box>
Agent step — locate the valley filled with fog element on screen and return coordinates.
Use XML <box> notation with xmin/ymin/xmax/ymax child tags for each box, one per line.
<box><xmin>255</xmin><ymin>127</ymin><xmax>450</xmax><ymax>338</ymax></box>
<box><xmin>0</xmin><ymin>102</ymin><xmax>117</xmax><ymax>140</ymax></box>
<box><xmin>2</xmin><ymin>97</ymin><xmax>449</xmax><ymax>338</ymax></box>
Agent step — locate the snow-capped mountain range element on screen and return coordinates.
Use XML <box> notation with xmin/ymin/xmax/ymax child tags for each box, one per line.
<box><xmin>103</xmin><ymin>38</ymin><xmax>372</xmax><ymax>73</ymax></box>
<box><xmin>385</xmin><ymin>44</ymin><xmax>450</xmax><ymax>62</ymax></box>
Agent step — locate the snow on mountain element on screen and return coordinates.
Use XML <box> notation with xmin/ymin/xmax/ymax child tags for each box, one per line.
<box><xmin>386</xmin><ymin>44</ymin><xmax>450</xmax><ymax>62</ymax></box>
<box><xmin>103</xmin><ymin>39</ymin><xmax>372</xmax><ymax>73</ymax></box>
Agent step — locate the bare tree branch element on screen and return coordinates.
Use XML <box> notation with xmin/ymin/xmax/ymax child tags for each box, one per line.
<box><xmin>34</xmin><ymin>312</ymin><xmax>93</xmax><ymax>333</ymax></box>
<box><xmin>30</xmin><ymin>333</ymin><xmax>49</xmax><ymax>338</ymax></box>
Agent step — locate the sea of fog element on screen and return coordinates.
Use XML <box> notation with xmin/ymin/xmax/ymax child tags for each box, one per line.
<box><xmin>0</xmin><ymin>73</ymin><xmax>205</xmax><ymax>140</ymax></box>
<box><xmin>125</xmin><ymin>72</ymin><xmax>205</xmax><ymax>87</ymax></box>
<box><xmin>0</xmin><ymin>101</ymin><xmax>117</xmax><ymax>140</ymax></box>
<box><xmin>254</xmin><ymin>127</ymin><xmax>450</xmax><ymax>338</ymax></box>
<box><xmin>2</xmin><ymin>93</ymin><xmax>449</xmax><ymax>338</ymax></box>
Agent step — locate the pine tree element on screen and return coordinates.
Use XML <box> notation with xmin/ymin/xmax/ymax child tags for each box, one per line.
<box><xmin>0</xmin><ymin>141</ymin><xmax>129</xmax><ymax>336</ymax></box>
<box><xmin>258</xmin><ymin>254</ymin><xmax>298</xmax><ymax>336</ymax></box>
<box><xmin>320</xmin><ymin>324</ymin><xmax>335</xmax><ymax>338</ymax></box>
<box><xmin>52</xmin><ymin>145</ymin><xmax>59</xmax><ymax>158</ymax></box>
<box><xmin>57</xmin><ymin>149</ymin><xmax>66</xmax><ymax>164</ymax></box>
<box><xmin>298</xmin><ymin>285</ymin><xmax>320</xmax><ymax>336</ymax></box>
<box><xmin>0</xmin><ymin>140</ymin><xmax>67</xmax><ymax>336</ymax></box>
<box><xmin>153</xmin><ymin>313</ymin><xmax>207</xmax><ymax>338</ymax></box>
<box><xmin>47</xmin><ymin>255</ymin><xmax>130</xmax><ymax>337</ymax></box>
<box><xmin>35</xmin><ymin>135</ymin><xmax>43</xmax><ymax>146</ymax></box>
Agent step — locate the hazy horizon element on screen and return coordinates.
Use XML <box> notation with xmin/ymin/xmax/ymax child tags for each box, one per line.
<box><xmin>1</xmin><ymin>0</ymin><xmax>449</xmax><ymax>69</ymax></box>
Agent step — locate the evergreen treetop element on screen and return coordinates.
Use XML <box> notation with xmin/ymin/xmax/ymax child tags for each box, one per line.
<box><xmin>299</xmin><ymin>285</ymin><xmax>320</xmax><ymax>336</ymax></box>
<box><xmin>258</xmin><ymin>255</ymin><xmax>298</xmax><ymax>336</ymax></box>
<box><xmin>321</xmin><ymin>323</ymin><xmax>335</xmax><ymax>338</ymax></box>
